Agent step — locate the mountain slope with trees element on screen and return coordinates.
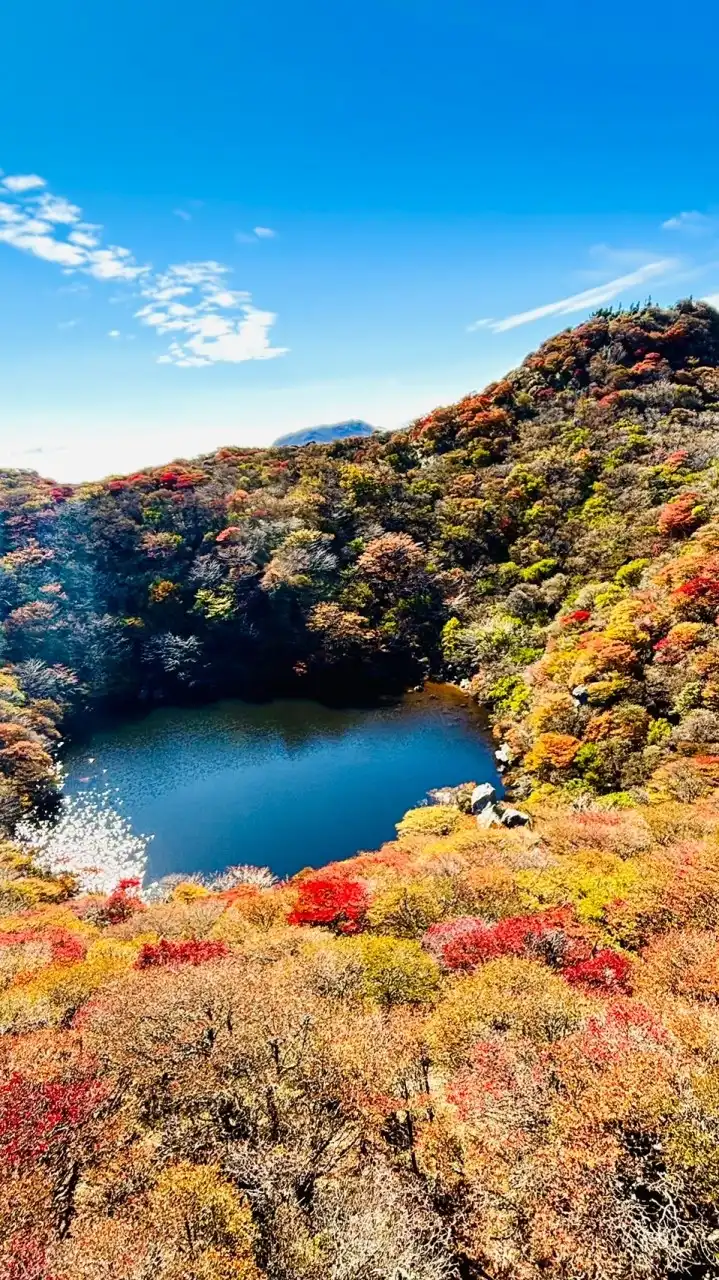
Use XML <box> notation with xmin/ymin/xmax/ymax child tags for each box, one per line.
<box><xmin>3</xmin><ymin>299</ymin><xmax>719</xmax><ymax>819</ymax></box>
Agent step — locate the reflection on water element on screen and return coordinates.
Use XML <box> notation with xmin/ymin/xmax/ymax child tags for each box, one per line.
<box><xmin>64</xmin><ymin>687</ymin><xmax>500</xmax><ymax>881</ymax></box>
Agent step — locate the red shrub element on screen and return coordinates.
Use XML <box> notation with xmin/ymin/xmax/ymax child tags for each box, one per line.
<box><xmin>287</xmin><ymin>876</ymin><xmax>369</xmax><ymax>933</ymax></box>
<box><xmin>424</xmin><ymin>917</ymin><xmax>498</xmax><ymax>970</ymax></box>
<box><xmin>96</xmin><ymin>878</ymin><xmax>145</xmax><ymax>925</ymax></box>
<box><xmin>560</xmin><ymin>609</ymin><xmax>591</xmax><ymax>627</ymax></box>
<box><xmin>0</xmin><ymin>1074</ymin><xmax>104</xmax><ymax>1169</ymax></box>
<box><xmin>658</xmin><ymin>492</ymin><xmax>703</xmax><ymax>536</ymax></box>
<box><xmin>425</xmin><ymin>908</ymin><xmax>574</xmax><ymax>971</ymax></box>
<box><xmin>134</xmin><ymin>938</ymin><xmax>229</xmax><ymax>969</ymax></box>
<box><xmin>673</xmin><ymin>575</ymin><xmax>719</xmax><ymax>603</ymax></box>
<box><xmin>0</xmin><ymin>927</ymin><xmax>86</xmax><ymax>966</ymax></box>
<box><xmin>0</xmin><ymin>1237</ymin><xmax>59</xmax><ymax>1280</ymax></box>
<box><xmin>563</xmin><ymin>948</ymin><xmax>631</xmax><ymax>993</ymax></box>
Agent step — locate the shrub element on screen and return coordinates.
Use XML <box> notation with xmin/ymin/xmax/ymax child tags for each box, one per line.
<box><xmin>396</xmin><ymin>806</ymin><xmax>464</xmax><ymax>839</ymax></box>
<box><xmin>563</xmin><ymin>948</ymin><xmax>632</xmax><ymax>993</ymax></box>
<box><xmin>524</xmin><ymin>733</ymin><xmax>582</xmax><ymax>773</ymax></box>
<box><xmin>287</xmin><ymin>876</ymin><xmax>369</xmax><ymax>933</ymax></box>
<box><xmin>134</xmin><ymin>938</ymin><xmax>229</xmax><ymax>968</ymax></box>
<box><xmin>348</xmin><ymin>936</ymin><xmax>440</xmax><ymax>1006</ymax></box>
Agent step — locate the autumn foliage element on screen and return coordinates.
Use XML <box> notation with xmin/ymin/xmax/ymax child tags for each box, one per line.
<box><xmin>3</xmin><ymin>302</ymin><xmax>719</xmax><ymax>1275</ymax></box>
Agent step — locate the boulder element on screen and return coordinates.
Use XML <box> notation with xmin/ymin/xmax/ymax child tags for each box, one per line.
<box><xmin>572</xmin><ymin>685</ymin><xmax>589</xmax><ymax>706</ymax></box>
<box><xmin>500</xmin><ymin>806</ymin><xmax>532</xmax><ymax>829</ymax></box>
<box><xmin>470</xmin><ymin>782</ymin><xmax>498</xmax><ymax>815</ymax></box>
<box><xmin>476</xmin><ymin>803</ymin><xmax>502</xmax><ymax>829</ymax></box>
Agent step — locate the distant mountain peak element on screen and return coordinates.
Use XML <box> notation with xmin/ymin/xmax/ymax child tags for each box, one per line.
<box><xmin>272</xmin><ymin>420</ymin><xmax>377</xmax><ymax>448</ymax></box>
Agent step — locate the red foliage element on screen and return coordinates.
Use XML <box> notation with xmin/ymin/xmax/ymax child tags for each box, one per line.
<box><xmin>560</xmin><ymin>609</ymin><xmax>591</xmax><ymax>627</ymax></box>
<box><xmin>0</xmin><ymin>1237</ymin><xmax>59</xmax><ymax>1280</ymax></box>
<box><xmin>287</xmin><ymin>876</ymin><xmax>369</xmax><ymax>933</ymax></box>
<box><xmin>673</xmin><ymin>575</ymin><xmax>719</xmax><ymax>602</ymax></box>
<box><xmin>0</xmin><ymin>927</ymin><xmax>86</xmax><ymax>966</ymax></box>
<box><xmin>95</xmin><ymin>879</ymin><xmax>145</xmax><ymax>925</ymax></box>
<box><xmin>658</xmin><ymin>492</ymin><xmax>703</xmax><ymax>536</ymax></box>
<box><xmin>155</xmin><ymin>467</ymin><xmax>205</xmax><ymax>490</ymax></box>
<box><xmin>0</xmin><ymin>1074</ymin><xmax>104</xmax><ymax>1169</ymax></box>
<box><xmin>134</xmin><ymin>938</ymin><xmax>229</xmax><ymax>969</ymax></box>
<box><xmin>425</xmin><ymin>908</ymin><xmax>574</xmax><ymax>971</ymax></box>
<box><xmin>563</xmin><ymin>948</ymin><xmax>631</xmax><ymax>993</ymax></box>
<box><xmin>216</xmin><ymin>526</ymin><xmax>243</xmax><ymax>543</ymax></box>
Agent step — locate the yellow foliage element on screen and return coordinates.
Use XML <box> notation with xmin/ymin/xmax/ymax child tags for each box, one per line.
<box><xmin>427</xmin><ymin>956</ymin><xmax>592</xmax><ymax>1066</ymax></box>
<box><xmin>368</xmin><ymin>878</ymin><xmax>457</xmax><ymax>937</ymax></box>
<box><xmin>396</xmin><ymin>806</ymin><xmax>464</xmax><ymax>839</ymax></box>
<box><xmin>515</xmin><ymin>849</ymin><xmax>644</xmax><ymax>924</ymax></box>
<box><xmin>171</xmin><ymin>880</ymin><xmax>211</xmax><ymax>903</ymax></box>
<box><xmin>0</xmin><ymin>937</ymin><xmax>135</xmax><ymax>1032</ymax></box>
<box><xmin>150</xmin><ymin>1162</ymin><xmax>259</xmax><ymax>1275</ymax></box>
<box><xmin>340</xmin><ymin>934</ymin><xmax>440</xmax><ymax>1007</ymax></box>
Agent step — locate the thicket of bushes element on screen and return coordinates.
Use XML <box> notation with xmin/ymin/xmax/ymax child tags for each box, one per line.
<box><xmin>3</xmin><ymin>791</ymin><xmax>719</xmax><ymax>1277</ymax></box>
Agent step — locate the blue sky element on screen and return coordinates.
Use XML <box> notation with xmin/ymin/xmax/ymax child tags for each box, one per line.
<box><xmin>2</xmin><ymin>0</ymin><xmax>719</xmax><ymax>480</ymax></box>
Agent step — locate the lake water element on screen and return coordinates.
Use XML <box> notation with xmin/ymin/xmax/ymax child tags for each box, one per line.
<box><xmin>63</xmin><ymin>686</ymin><xmax>499</xmax><ymax>881</ymax></box>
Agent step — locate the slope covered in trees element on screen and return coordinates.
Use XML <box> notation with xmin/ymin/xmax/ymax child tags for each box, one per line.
<box><xmin>3</xmin><ymin>788</ymin><xmax>719</xmax><ymax>1278</ymax></box>
<box><xmin>3</xmin><ymin>299</ymin><xmax>719</xmax><ymax>820</ymax></box>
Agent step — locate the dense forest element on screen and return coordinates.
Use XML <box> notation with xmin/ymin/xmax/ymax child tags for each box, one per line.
<box><xmin>4</xmin><ymin>300</ymin><xmax>719</xmax><ymax>1277</ymax></box>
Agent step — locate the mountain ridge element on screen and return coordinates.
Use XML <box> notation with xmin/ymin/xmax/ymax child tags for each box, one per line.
<box><xmin>272</xmin><ymin>419</ymin><xmax>378</xmax><ymax>447</ymax></box>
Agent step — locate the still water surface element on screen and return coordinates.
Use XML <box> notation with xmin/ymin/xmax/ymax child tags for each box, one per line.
<box><xmin>64</xmin><ymin>688</ymin><xmax>499</xmax><ymax>881</ymax></box>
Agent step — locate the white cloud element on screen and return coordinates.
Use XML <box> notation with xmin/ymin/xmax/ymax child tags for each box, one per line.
<box><xmin>36</xmin><ymin>194</ymin><xmax>81</xmax><ymax>224</ymax></box>
<box><xmin>0</xmin><ymin>165</ymin><xmax>287</xmax><ymax>367</ymax></box>
<box><xmin>173</xmin><ymin>208</ymin><xmax>192</xmax><ymax>222</ymax></box>
<box><xmin>236</xmin><ymin>226</ymin><xmax>277</xmax><ymax>243</ymax></box>
<box><xmin>485</xmin><ymin>260</ymin><xmax>676</xmax><ymax>333</ymax></box>
<box><xmin>0</xmin><ymin>201</ymin><xmax>25</xmax><ymax>223</ymax></box>
<box><xmin>85</xmin><ymin>246</ymin><xmax>146</xmax><ymax>281</ymax></box>
<box><xmin>662</xmin><ymin>211</ymin><xmax>714</xmax><ymax>234</ymax></box>
<box><xmin>68</xmin><ymin>229</ymin><xmax>100</xmax><ymax>248</ymax></box>
<box><xmin>703</xmin><ymin>294</ymin><xmax>719</xmax><ymax>309</ymax></box>
<box><xmin>2</xmin><ymin>173</ymin><xmax>46</xmax><ymax>192</ymax></box>
<box><xmin>466</xmin><ymin>318</ymin><xmax>494</xmax><ymax>332</ymax></box>
<box><xmin>58</xmin><ymin>318</ymin><xmax>80</xmax><ymax>330</ymax></box>
<box><xmin>0</xmin><ymin>174</ymin><xmax>148</xmax><ymax>282</ymax></box>
<box><xmin>137</xmin><ymin>261</ymin><xmax>286</xmax><ymax>365</ymax></box>
<box><xmin>0</xmin><ymin>223</ymin><xmax>87</xmax><ymax>266</ymax></box>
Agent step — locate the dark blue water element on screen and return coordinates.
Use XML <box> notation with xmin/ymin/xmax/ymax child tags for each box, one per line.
<box><xmin>63</xmin><ymin>687</ymin><xmax>499</xmax><ymax>880</ymax></box>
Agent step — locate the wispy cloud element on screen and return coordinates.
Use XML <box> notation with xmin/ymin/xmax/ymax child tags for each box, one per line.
<box><xmin>476</xmin><ymin>260</ymin><xmax>677</xmax><ymax>334</ymax></box>
<box><xmin>704</xmin><ymin>294</ymin><xmax>719</xmax><ymax>309</ymax></box>
<box><xmin>57</xmin><ymin>318</ymin><xmax>80</xmax><ymax>330</ymax></box>
<box><xmin>2</xmin><ymin>174</ymin><xmax>45</xmax><ymax>193</ymax></box>
<box><xmin>0</xmin><ymin>172</ymin><xmax>146</xmax><ymax>280</ymax></box>
<box><xmin>0</xmin><ymin>169</ymin><xmax>287</xmax><ymax>367</ymax></box>
<box><xmin>662</xmin><ymin>211</ymin><xmax>715</xmax><ymax>235</ymax></box>
<box><xmin>136</xmin><ymin>262</ymin><xmax>287</xmax><ymax>366</ymax></box>
<box><xmin>235</xmin><ymin>226</ymin><xmax>277</xmax><ymax>244</ymax></box>
<box><xmin>173</xmin><ymin>208</ymin><xmax>192</xmax><ymax>222</ymax></box>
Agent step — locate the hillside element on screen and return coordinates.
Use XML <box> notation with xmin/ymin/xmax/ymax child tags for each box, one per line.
<box><xmin>272</xmin><ymin>420</ymin><xmax>378</xmax><ymax>447</ymax></box>
<box><xmin>3</xmin><ymin>781</ymin><xmax>719</xmax><ymax>1277</ymax></box>
<box><xmin>4</xmin><ymin>300</ymin><xmax>719</xmax><ymax>1277</ymax></box>
<box><xmin>2</xmin><ymin>299</ymin><xmax>719</xmax><ymax>820</ymax></box>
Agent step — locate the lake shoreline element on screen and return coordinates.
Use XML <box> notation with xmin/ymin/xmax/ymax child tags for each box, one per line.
<box><xmin>63</xmin><ymin>687</ymin><xmax>500</xmax><ymax>884</ymax></box>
